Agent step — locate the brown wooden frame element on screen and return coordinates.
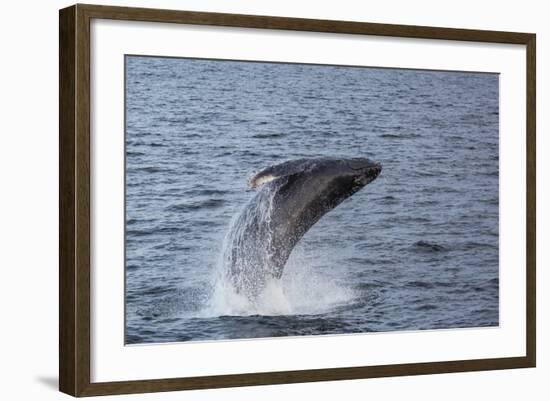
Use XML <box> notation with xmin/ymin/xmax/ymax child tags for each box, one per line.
<box><xmin>59</xmin><ymin>3</ymin><xmax>536</xmax><ymax>397</ymax></box>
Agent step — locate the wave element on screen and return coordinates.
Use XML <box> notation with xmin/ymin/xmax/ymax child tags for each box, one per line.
<box><xmin>379</xmin><ymin>132</ymin><xmax>422</xmax><ymax>139</ymax></box>
<box><xmin>405</xmin><ymin>280</ymin><xmax>453</xmax><ymax>289</ymax></box>
<box><xmin>166</xmin><ymin>198</ymin><xmax>226</xmax><ymax>211</ymax></box>
<box><xmin>126</xmin><ymin>226</ymin><xmax>186</xmax><ymax>237</ymax></box>
<box><xmin>412</xmin><ymin>240</ymin><xmax>447</xmax><ymax>252</ymax></box>
<box><xmin>184</xmin><ymin>188</ymin><xmax>229</xmax><ymax>196</ymax></box>
<box><xmin>126</xmin><ymin>151</ymin><xmax>146</xmax><ymax>156</ymax></box>
<box><xmin>379</xmin><ymin>195</ymin><xmax>399</xmax><ymax>204</ymax></box>
<box><xmin>252</xmin><ymin>133</ymin><xmax>286</xmax><ymax>139</ymax></box>
<box><xmin>130</xmin><ymin>165</ymin><xmax>171</xmax><ymax>173</ymax></box>
<box><xmin>460</xmin><ymin>241</ymin><xmax>497</xmax><ymax>251</ymax></box>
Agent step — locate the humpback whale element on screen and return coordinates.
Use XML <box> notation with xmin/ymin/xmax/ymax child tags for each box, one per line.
<box><xmin>222</xmin><ymin>157</ymin><xmax>381</xmax><ymax>301</ymax></box>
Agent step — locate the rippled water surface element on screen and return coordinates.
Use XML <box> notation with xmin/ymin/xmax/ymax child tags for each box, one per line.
<box><xmin>125</xmin><ymin>56</ymin><xmax>499</xmax><ymax>344</ymax></box>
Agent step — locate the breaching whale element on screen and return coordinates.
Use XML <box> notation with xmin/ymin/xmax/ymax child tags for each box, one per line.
<box><xmin>222</xmin><ymin>157</ymin><xmax>382</xmax><ymax>302</ymax></box>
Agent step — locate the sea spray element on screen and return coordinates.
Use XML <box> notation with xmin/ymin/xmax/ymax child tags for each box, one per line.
<box><xmin>205</xmin><ymin>180</ymin><xmax>357</xmax><ymax>316</ymax></box>
<box><xmin>207</xmin><ymin>183</ymin><xmax>287</xmax><ymax>315</ymax></box>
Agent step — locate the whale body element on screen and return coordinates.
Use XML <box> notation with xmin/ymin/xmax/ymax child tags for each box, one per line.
<box><xmin>222</xmin><ymin>157</ymin><xmax>382</xmax><ymax>301</ymax></box>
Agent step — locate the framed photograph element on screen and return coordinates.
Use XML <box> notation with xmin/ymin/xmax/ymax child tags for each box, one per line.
<box><xmin>59</xmin><ymin>4</ymin><xmax>536</xmax><ymax>397</ymax></box>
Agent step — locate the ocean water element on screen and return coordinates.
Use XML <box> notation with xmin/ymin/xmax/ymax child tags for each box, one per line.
<box><xmin>125</xmin><ymin>56</ymin><xmax>499</xmax><ymax>344</ymax></box>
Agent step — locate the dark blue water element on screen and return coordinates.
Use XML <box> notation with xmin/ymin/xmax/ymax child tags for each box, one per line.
<box><xmin>125</xmin><ymin>56</ymin><xmax>499</xmax><ymax>344</ymax></box>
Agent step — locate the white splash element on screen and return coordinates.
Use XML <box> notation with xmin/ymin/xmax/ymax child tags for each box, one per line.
<box><xmin>204</xmin><ymin>228</ymin><xmax>356</xmax><ymax>317</ymax></box>
<box><xmin>202</xmin><ymin>179</ymin><xmax>357</xmax><ymax>317</ymax></box>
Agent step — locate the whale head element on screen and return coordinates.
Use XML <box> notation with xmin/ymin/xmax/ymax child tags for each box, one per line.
<box><xmin>319</xmin><ymin>157</ymin><xmax>382</xmax><ymax>194</ymax></box>
<box><xmin>249</xmin><ymin>157</ymin><xmax>381</xmax><ymax>245</ymax></box>
<box><xmin>250</xmin><ymin>157</ymin><xmax>381</xmax><ymax>200</ymax></box>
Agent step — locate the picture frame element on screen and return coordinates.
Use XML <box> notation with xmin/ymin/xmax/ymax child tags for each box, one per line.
<box><xmin>59</xmin><ymin>3</ymin><xmax>536</xmax><ymax>397</ymax></box>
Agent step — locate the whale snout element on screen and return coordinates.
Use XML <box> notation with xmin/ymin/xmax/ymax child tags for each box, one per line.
<box><xmin>366</xmin><ymin>163</ymin><xmax>382</xmax><ymax>180</ymax></box>
<box><xmin>347</xmin><ymin>158</ymin><xmax>382</xmax><ymax>180</ymax></box>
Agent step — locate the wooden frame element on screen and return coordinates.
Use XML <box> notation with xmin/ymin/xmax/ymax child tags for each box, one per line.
<box><xmin>59</xmin><ymin>3</ymin><xmax>536</xmax><ymax>397</ymax></box>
